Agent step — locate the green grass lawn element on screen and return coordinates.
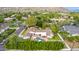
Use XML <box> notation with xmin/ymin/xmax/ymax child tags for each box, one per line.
<box><xmin>21</xmin><ymin>29</ymin><xmax>28</xmax><ymax>36</ymax></box>
<box><xmin>49</xmin><ymin>34</ymin><xmax>60</xmax><ymax>40</ymax></box>
<box><xmin>59</xmin><ymin>31</ymin><xmax>70</xmax><ymax>37</ymax></box>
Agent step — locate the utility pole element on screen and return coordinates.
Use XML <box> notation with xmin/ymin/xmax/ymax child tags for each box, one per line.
<box><xmin>71</xmin><ymin>41</ymin><xmax>75</xmax><ymax>51</ymax></box>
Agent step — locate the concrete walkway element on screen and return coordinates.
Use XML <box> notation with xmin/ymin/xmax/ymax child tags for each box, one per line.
<box><xmin>57</xmin><ymin>33</ymin><xmax>71</xmax><ymax>50</ymax></box>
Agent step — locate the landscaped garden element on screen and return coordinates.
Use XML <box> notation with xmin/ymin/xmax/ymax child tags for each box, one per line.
<box><xmin>0</xmin><ymin>29</ymin><xmax>15</xmax><ymax>43</ymax></box>
<box><xmin>4</xmin><ymin>34</ymin><xmax>65</xmax><ymax>50</ymax></box>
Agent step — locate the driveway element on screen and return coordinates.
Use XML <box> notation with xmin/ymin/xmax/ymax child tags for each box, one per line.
<box><xmin>16</xmin><ymin>25</ymin><xmax>26</xmax><ymax>35</ymax></box>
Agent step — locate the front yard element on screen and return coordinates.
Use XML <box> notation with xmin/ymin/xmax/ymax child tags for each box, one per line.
<box><xmin>4</xmin><ymin>34</ymin><xmax>65</xmax><ymax>50</ymax></box>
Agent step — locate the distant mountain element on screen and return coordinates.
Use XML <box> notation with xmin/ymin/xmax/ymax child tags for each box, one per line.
<box><xmin>0</xmin><ymin>7</ymin><xmax>69</xmax><ymax>13</ymax></box>
<box><xmin>72</xmin><ymin>9</ymin><xmax>79</xmax><ymax>12</ymax></box>
<box><xmin>66</xmin><ymin>7</ymin><xmax>79</xmax><ymax>12</ymax></box>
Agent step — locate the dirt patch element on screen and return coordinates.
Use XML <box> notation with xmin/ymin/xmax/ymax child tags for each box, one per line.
<box><xmin>65</xmin><ymin>40</ymin><xmax>79</xmax><ymax>48</ymax></box>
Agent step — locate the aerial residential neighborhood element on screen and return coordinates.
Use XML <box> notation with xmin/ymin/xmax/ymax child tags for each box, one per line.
<box><xmin>0</xmin><ymin>7</ymin><xmax>79</xmax><ymax>51</ymax></box>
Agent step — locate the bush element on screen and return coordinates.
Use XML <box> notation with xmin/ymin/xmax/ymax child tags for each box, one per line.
<box><xmin>0</xmin><ymin>16</ymin><xmax>4</xmax><ymax>23</ymax></box>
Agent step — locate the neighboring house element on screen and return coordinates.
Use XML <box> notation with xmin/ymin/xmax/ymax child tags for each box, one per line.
<box><xmin>22</xmin><ymin>16</ymin><xmax>27</xmax><ymax>20</ymax></box>
<box><xmin>19</xmin><ymin>27</ymin><xmax>53</xmax><ymax>41</ymax></box>
<box><xmin>4</xmin><ymin>17</ymin><xmax>13</xmax><ymax>21</ymax></box>
<box><xmin>51</xmin><ymin>18</ymin><xmax>66</xmax><ymax>22</ymax></box>
<box><xmin>63</xmin><ymin>25</ymin><xmax>79</xmax><ymax>36</ymax></box>
<box><xmin>59</xmin><ymin>13</ymin><xmax>69</xmax><ymax>19</ymax></box>
<box><xmin>0</xmin><ymin>23</ymin><xmax>9</xmax><ymax>34</ymax></box>
<box><xmin>11</xmin><ymin>14</ymin><xmax>16</xmax><ymax>18</ymax></box>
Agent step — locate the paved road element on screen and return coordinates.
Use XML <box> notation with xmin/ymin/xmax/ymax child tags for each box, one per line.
<box><xmin>0</xmin><ymin>39</ymin><xmax>7</xmax><ymax>51</ymax></box>
<box><xmin>0</xmin><ymin>44</ymin><xmax>5</xmax><ymax>51</ymax></box>
<box><xmin>71</xmin><ymin>48</ymin><xmax>79</xmax><ymax>51</ymax></box>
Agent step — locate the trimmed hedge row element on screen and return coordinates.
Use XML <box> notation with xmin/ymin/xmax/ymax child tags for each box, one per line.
<box><xmin>5</xmin><ymin>35</ymin><xmax>65</xmax><ymax>50</ymax></box>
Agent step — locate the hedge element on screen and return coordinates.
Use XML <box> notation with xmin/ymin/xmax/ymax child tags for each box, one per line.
<box><xmin>5</xmin><ymin>34</ymin><xmax>65</xmax><ymax>50</ymax></box>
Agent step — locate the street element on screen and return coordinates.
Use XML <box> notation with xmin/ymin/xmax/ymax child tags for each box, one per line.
<box><xmin>0</xmin><ymin>44</ymin><xmax>5</xmax><ymax>51</ymax></box>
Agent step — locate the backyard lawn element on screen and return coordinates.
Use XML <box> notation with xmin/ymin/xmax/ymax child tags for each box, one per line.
<box><xmin>59</xmin><ymin>31</ymin><xmax>70</xmax><ymax>38</ymax></box>
<box><xmin>21</xmin><ymin>29</ymin><xmax>28</xmax><ymax>36</ymax></box>
<box><xmin>49</xmin><ymin>34</ymin><xmax>60</xmax><ymax>41</ymax></box>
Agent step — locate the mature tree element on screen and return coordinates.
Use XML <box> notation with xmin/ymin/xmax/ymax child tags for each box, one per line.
<box><xmin>0</xmin><ymin>15</ymin><xmax>4</xmax><ymax>23</ymax></box>
<box><xmin>36</xmin><ymin>19</ymin><xmax>43</xmax><ymax>28</ymax></box>
<box><xmin>26</xmin><ymin>16</ymin><xmax>37</xmax><ymax>27</ymax></box>
<box><xmin>73</xmin><ymin>16</ymin><xmax>79</xmax><ymax>25</ymax></box>
<box><xmin>36</xmin><ymin>14</ymin><xmax>50</xmax><ymax>28</ymax></box>
<box><xmin>50</xmin><ymin>24</ymin><xmax>59</xmax><ymax>34</ymax></box>
<box><xmin>42</xmin><ymin>22</ymin><xmax>49</xmax><ymax>29</ymax></box>
<box><xmin>16</xmin><ymin>14</ymin><xmax>22</xmax><ymax>20</ymax></box>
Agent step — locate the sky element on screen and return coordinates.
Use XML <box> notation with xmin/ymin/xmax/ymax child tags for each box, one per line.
<box><xmin>66</xmin><ymin>7</ymin><xmax>79</xmax><ymax>12</ymax></box>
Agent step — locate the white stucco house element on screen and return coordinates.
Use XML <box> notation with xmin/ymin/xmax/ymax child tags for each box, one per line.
<box><xmin>19</xmin><ymin>27</ymin><xmax>53</xmax><ymax>41</ymax></box>
<box><xmin>22</xmin><ymin>16</ymin><xmax>27</xmax><ymax>20</ymax></box>
<box><xmin>51</xmin><ymin>18</ymin><xmax>66</xmax><ymax>22</ymax></box>
<box><xmin>4</xmin><ymin>17</ymin><xmax>13</xmax><ymax>21</ymax></box>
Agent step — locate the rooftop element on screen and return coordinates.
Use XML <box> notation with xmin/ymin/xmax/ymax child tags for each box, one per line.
<box><xmin>4</xmin><ymin>17</ymin><xmax>13</xmax><ymax>21</ymax></box>
<box><xmin>63</xmin><ymin>25</ymin><xmax>79</xmax><ymax>35</ymax></box>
